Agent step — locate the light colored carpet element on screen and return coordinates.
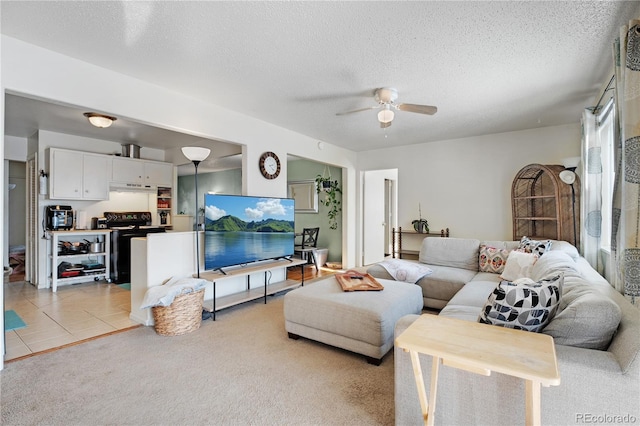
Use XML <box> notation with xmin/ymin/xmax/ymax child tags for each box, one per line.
<box><xmin>1</xmin><ymin>291</ymin><xmax>394</xmax><ymax>425</ymax></box>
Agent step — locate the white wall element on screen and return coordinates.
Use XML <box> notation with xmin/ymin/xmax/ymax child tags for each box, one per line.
<box><xmin>358</xmin><ymin>123</ymin><xmax>581</xmax><ymax>251</ymax></box>
<box><xmin>1</xmin><ymin>35</ymin><xmax>358</xmax><ymax>269</ymax></box>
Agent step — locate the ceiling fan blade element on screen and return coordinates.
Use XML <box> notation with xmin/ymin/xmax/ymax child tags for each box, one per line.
<box><xmin>336</xmin><ymin>105</ymin><xmax>380</xmax><ymax>116</ymax></box>
<box><xmin>397</xmin><ymin>103</ymin><xmax>438</xmax><ymax>115</ymax></box>
<box><xmin>380</xmin><ymin>120</ymin><xmax>392</xmax><ymax>129</ymax></box>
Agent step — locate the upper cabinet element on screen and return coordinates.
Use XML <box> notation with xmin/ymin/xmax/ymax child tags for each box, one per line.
<box><xmin>511</xmin><ymin>163</ymin><xmax>580</xmax><ymax>247</ymax></box>
<box><xmin>49</xmin><ymin>148</ymin><xmax>174</xmax><ymax>201</ymax></box>
<box><xmin>112</xmin><ymin>157</ymin><xmax>173</xmax><ymax>187</ymax></box>
<box><xmin>49</xmin><ymin>148</ymin><xmax>110</xmax><ymax>200</ymax></box>
<box><xmin>143</xmin><ymin>161</ymin><xmax>173</xmax><ymax>186</ymax></box>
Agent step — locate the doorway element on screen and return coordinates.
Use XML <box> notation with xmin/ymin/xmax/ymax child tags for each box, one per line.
<box><xmin>362</xmin><ymin>169</ymin><xmax>397</xmax><ymax>266</ymax></box>
<box><xmin>6</xmin><ymin>160</ymin><xmax>26</xmax><ymax>282</ymax></box>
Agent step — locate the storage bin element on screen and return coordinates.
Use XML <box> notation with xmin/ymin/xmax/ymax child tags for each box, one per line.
<box><xmin>151</xmin><ymin>289</ymin><xmax>204</xmax><ymax>336</ymax></box>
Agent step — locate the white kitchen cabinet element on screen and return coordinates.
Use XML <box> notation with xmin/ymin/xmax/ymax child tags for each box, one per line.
<box><xmin>49</xmin><ymin>148</ymin><xmax>110</xmax><ymax>200</ymax></box>
<box><xmin>112</xmin><ymin>157</ymin><xmax>173</xmax><ymax>186</ymax></box>
<box><xmin>111</xmin><ymin>157</ymin><xmax>144</xmax><ymax>184</ymax></box>
<box><xmin>144</xmin><ymin>161</ymin><xmax>173</xmax><ymax>186</ymax></box>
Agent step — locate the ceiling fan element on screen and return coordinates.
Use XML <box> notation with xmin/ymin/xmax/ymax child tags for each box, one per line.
<box><xmin>336</xmin><ymin>88</ymin><xmax>437</xmax><ymax>128</ymax></box>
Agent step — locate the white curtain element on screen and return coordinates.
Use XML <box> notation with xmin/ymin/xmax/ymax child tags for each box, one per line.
<box><xmin>581</xmin><ymin>99</ymin><xmax>615</xmax><ymax>275</ymax></box>
<box><xmin>611</xmin><ymin>19</ymin><xmax>640</xmax><ymax>303</ymax></box>
<box><xmin>580</xmin><ymin>109</ymin><xmax>603</xmax><ymax>273</ymax></box>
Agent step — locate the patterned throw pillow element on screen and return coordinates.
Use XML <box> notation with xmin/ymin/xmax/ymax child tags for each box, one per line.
<box><xmin>478</xmin><ymin>274</ymin><xmax>563</xmax><ymax>332</ymax></box>
<box><xmin>518</xmin><ymin>236</ymin><xmax>552</xmax><ymax>257</ymax></box>
<box><xmin>478</xmin><ymin>245</ymin><xmax>510</xmax><ymax>274</ymax></box>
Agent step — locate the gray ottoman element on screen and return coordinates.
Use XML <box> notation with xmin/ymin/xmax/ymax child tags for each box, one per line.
<box><xmin>284</xmin><ymin>276</ymin><xmax>423</xmax><ymax>365</ymax></box>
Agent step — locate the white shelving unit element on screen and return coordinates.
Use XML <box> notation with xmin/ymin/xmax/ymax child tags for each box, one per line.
<box><xmin>49</xmin><ymin>230</ymin><xmax>111</xmax><ymax>292</ymax></box>
<box><xmin>156</xmin><ymin>186</ymin><xmax>172</xmax><ymax>228</ymax></box>
<box><xmin>199</xmin><ymin>258</ymin><xmax>307</xmax><ymax>320</ymax></box>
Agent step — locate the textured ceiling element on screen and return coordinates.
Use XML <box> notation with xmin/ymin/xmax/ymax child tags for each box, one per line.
<box><xmin>2</xmin><ymin>1</ymin><xmax>639</xmax><ymax>152</ymax></box>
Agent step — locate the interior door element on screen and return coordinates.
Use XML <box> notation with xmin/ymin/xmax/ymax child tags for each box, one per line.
<box><xmin>363</xmin><ymin>169</ymin><xmax>398</xmax><ymax>265</ymax></box>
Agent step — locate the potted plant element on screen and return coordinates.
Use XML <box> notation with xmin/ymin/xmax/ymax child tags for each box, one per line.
<box><xmin>315</xmin><ymin>174</ymin><xmax>342</xmax><ymax>230</ymax></box>
<box><xmin>412</xmin><ymin>203</ymin><xmax>429</xmax><ymax>233</ymax></box>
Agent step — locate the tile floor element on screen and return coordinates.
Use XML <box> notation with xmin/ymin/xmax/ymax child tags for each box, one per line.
<box><xmin>3</xmin><ymin>280</ymin><xmax>138</xmax><ymax>362</ymax></box>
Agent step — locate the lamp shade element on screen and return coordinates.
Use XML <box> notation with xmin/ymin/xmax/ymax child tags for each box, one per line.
<box><xmin>83</xmin><ymin>112</ymin><xmax>116</xmax><ymax>128</ymax></box>
<box><xmin>181</xmin><ymin>147</ymin><xmax>211</xmax><ymax>162</ymax></box>
<box><xmin>559</xmin><ymin>170</ymin><xmax>576</xmax><ymax>185</ymax></box>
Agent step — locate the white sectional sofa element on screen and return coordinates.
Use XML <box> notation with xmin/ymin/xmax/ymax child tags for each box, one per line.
<box><xmin>367</xmin><ymin>237</ymin><xmax>639</xmax><ymax>425</ymax></box>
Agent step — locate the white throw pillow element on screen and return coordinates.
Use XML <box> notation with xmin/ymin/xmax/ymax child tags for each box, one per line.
<box><xmin>500</xmin><ymin>250</ymin><xmax>537</xmax><ymax>281</ymax></box>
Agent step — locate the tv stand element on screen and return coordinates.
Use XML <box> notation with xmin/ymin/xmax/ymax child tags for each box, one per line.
<box><xmin>214</xmin><ymin>267</ymin><xmax>228</xmax><ymax>276</ymax></box>
<box><xmin>199</xmin><ymin>258</ymin><xmax>306</xmax><ymax>320</ymax></box>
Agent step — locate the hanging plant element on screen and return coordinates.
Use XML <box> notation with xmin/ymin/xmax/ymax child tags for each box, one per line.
<box><xmin>315</xmin><ymin>173</ymin><xmax>342</xmax><ymax>230</ymax></box>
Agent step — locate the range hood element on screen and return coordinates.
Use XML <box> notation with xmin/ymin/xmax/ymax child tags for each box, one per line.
<box><xmin>109</xmin><ymin>182</ymin><xmax>157</xmax><ymax>193</ymax></box>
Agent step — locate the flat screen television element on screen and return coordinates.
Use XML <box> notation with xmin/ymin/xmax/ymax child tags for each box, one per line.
<box><xmin>203</xmin><ymin>194</ymin><xmax>295</xmax><ymax>272</ymax></box>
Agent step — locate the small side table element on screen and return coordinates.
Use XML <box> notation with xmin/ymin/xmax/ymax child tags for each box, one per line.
<box><xmin>395</xmin><ymin>314</ymin><xmax>560</xmax><ymax>426</ymax></box>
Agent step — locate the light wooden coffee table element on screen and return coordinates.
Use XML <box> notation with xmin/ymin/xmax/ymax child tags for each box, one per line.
<box><xmin>395</xmin><ymin>314</ymin><xmax>560</xmax><ymax>426</ymax></box>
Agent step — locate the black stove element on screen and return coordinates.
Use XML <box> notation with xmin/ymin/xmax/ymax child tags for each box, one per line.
<box><xmin>104</xmin><ymin>211</ymin><xmax>153</xmax><ymax>228</ymax></box>
<box><xmin>105</xmin><ymin>211</ymin><xmax>166</xmax><ymax>283</ymax></box>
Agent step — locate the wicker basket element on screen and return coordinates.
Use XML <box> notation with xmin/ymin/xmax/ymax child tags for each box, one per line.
<box><xmin>152</xmin><ymin>289</ymin><xmax>205</xmax><ymax>336</ymax></box>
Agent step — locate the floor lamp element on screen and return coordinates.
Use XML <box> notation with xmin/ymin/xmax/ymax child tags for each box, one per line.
<box><xmin>181</xmin><ymin>147</ymin><xmax>211</xmax><ymax>278</ymax></box>
<box><xmin>560</xmin><ymin>157</ymin><xmax>580</xmax><ymax>248</ymax></box>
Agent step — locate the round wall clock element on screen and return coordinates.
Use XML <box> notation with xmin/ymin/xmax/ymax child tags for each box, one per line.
<box><xmin>259</xmin><ymin>151</ymin><xmax>281</xmax><ymax>179</ymax></box>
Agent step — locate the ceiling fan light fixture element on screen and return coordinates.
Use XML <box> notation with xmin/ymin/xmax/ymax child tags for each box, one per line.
<box><xmin>377</xmin><ymin>106</ymin><xmax>394</xmax><ymax>124</ymax></box>
<box><xmin>83</xmin><ymin>112</ymin><xmax>117</xmax><ymax>128</ymax></box>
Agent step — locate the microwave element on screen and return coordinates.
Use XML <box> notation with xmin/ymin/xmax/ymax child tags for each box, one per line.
<box><xmin>46</xmin><ymin>205</ymin><xmax>74</xmax><ymax>230</ymax></box>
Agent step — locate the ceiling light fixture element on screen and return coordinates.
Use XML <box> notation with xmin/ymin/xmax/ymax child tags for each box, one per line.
<box><xmin>377</xmin><ymin>105</ymin><xmax>395</xmax><ymax>124</ymax></box>
<box><xmin>83</xmin><ymin>112</ymin><xmax>117</xmax><ymax>128</ymax></box>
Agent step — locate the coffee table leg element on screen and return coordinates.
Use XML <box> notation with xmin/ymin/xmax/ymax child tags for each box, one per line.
<box><xmin>525</xmin><ymin>379</ymin><xmax>542</xmax><ymax>426</ymax></box>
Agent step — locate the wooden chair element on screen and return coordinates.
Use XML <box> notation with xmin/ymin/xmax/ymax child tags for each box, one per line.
<box><xmin>294</xmin><ymin>227</ymin><xmax>320</xmax><ymax>269</ymax></box>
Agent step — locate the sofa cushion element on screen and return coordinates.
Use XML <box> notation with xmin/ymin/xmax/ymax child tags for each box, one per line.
<box><xmin>415</xmin><ymin>265</ymin><xmax>477</xmax><ymax>304</ymax></box>
<box><xmin>542</xmin><ymin>283</ymin><xmax>622</xmax><ymax>350</ymax></box>
<box><xmin>518</xmin><ymin>236</ymin><xmax>552</xmax><ymax>257</ymax></box>
<box><xmin>549</xmin><ymin>240</ymin><xmax>579</xmax><ymax>259</ymax></box>
<box><xmin>478</xmin><ymin>245</ymin><xmax>510</xmax><ymax>274</ymax></box>
<box><xmin>441</xmin><ymin>279</ymin><xmax>498</xmax><ymax>313</ymax></box>
<box><xmin>481</xmin><ymin>240</ymin><xmax>520</xmax><ymax>251</ymax></box>
<box><xmin>419</xmin><ymin>237</ymin><xmax>480</xmax><ymax>271</ymax></box>
<box><xmin>478</xmin><ymin>274</ymin><xmax>563</xmax><ymax>332</ymax></box>
<box><xmin>530</xmin><ymin>250</ymin><xmax>578</xmax><ymax>281</ymax></box>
